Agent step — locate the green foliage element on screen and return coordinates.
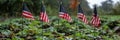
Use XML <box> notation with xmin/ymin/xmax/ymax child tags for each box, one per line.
<box><xmin>101</xmin><ymin>0</ymin><xmax>113</xmax><ymax>12</ymax></box>
<box><xmin>98</xmin><ymin>0</ymin><xmax>120</xmax><ymax>15</ymax></box>
<box><xmin>0</xmin><ymin>16</ymin><xmax>120</xmax><ymax>40</ymax></box>
<box><xmin>112</xmin><ymin>2</ymin><xmax>120</xmax><ymax>15</ymax></box>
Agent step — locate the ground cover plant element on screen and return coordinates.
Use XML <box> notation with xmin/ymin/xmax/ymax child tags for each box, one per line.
<box><xmin>0</xmin><ymin>15</ymin><xmax>120</xmax><ymax>40</ymax></box>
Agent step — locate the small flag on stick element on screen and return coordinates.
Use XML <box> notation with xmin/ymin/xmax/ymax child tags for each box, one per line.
<box><xmin>22</xmin><ymin>3</ymin><xmax>34</xmax><ymax>20</ymax></box>
<box><xmin>40</xmin><ymin>3</ymin><xmax>49</xmax><ymax>23</ymax></box>
<box><xmin>90</xmin><ymin>5</ymin><xmax>100</xmax><ymax>27</ymax></box>
<box><xmin>59</xmin><ymin>2</ymin><xmax>72</xmax><ymax>22</ymax></box>
<box><xmin>77</xmin><ymin>4</ymin><xmax>88</xmax><ymax>24</ymax></box>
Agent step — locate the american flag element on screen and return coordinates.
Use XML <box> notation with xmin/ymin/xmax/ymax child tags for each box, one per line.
<box><xmin>22</xmin><ymin>3</ymin><xmax>34</xmax><ymax>20</ymax></box>
<box><xmin>59</xmin><ymin>3</ymin><xmax>72</xmax><ymax>22</ymax></box>
<box><xmin>90</xmin><ymin>5</ymin><xmax>100</xmax><ymax>27</ymax></box>
<box><xmin>40</xmin><ymin>4</ymin><xmax>49</xmax><ymax>23</ymax></box>
<box><xmin>77</xmin><ymin>4</ymin><xmax>88</xmax><ymax>24</ymax></box>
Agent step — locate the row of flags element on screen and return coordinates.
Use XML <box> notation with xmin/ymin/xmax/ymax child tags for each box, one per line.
<box><xmin>22</xmin><ymin>2</ymin><xmax>100</xmax><ymax>27</ymax></box>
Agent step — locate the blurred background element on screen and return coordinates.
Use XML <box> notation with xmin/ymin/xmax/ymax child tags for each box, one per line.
<box><xmin>0</xmin><ymin>0</ymin><xmax>120</xmax><ymax>20</ymax></box>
